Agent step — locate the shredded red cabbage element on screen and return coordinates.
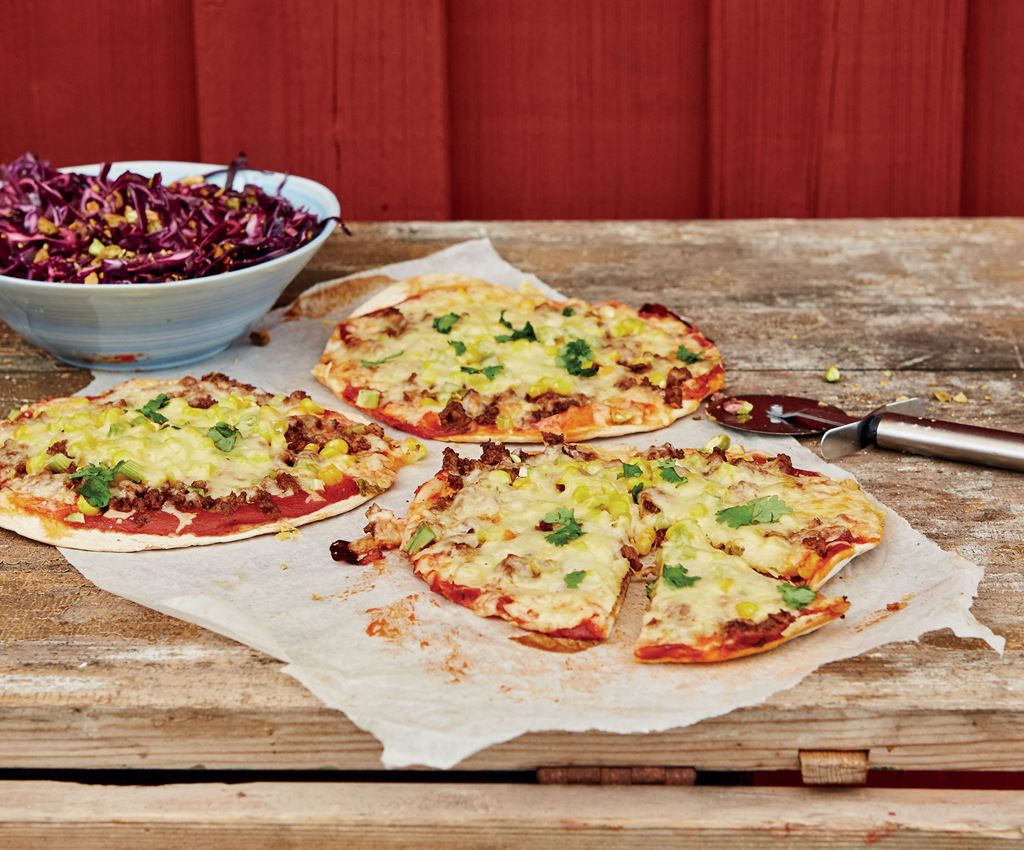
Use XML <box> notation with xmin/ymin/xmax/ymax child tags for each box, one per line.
<box><xmin>0</xmin><ymin>153</ymin><xmax>336</xmax><ymax>284</ymax></box>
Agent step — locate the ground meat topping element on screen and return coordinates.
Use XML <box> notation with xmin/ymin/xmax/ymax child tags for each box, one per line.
<box><xmin>528</xmin><ymin>391</ymin><xmax>587</xmax><ymax>422</ymax></box>
<box><xmin>439</xmin><ymin>399</ymin><xmax>472</xmax><ymax>432</ymax></box>
<box><xmin>802</xmin><ymin>527</ymin><xmax>855</xmax><ymax>557</ymax></box>
<box><xmin>475</xmin><ymin>400</ymin><xmax>502</xmax><ymax>426</ymax></box>
<box><xmin>47</xmin><ymin>440</ymin><xmax>68</xmax><ymax>455</ymax></box>
<box><xmin>620</xmin><ymin>544</ymin><xmax>643</xmax><ymax>572</ymax></box>
<box><xmin>285</xmin><ymin>414</ymin><xmax>381</xmax><ymax>455</ymax></box>
<box><xmin>723</xmin><ymin>611</ymin><xmax>796</xmax><ymax>649</ymax></box>
<box><xmin>375</xmin><ymin>306</ymin><xmax>407</xmax><ymax>336</ymax></box>
<box><xmin>479</xmin><ymin>442</ymin><xmax>513</xmax><ymax>468</ymax></box>
<box><xmin>440</xmin><ymin>446</ymin><xmax>477</xmax><ymax>478</ymax></box>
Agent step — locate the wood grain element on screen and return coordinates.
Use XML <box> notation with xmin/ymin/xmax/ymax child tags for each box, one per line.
<box><xmin>708</xmin><ymin>0</ymin><xmax>967</xmax><ymax>217</ymax></box>
<box><xmin>191</xmin><ymin>0</ymin><xmax>451</xmax><ymax>220</ymax></box>
<box><xmin>799</xmin><ymin>750</ymin><xmax>869</xmax><ymax>785</ymax></box>
<box><xmin>961</xmin><ymin>0</ymin><xmax>1024</xmax><ymax>215</ymax></box>
<box><xmin>447</xmin><ymin>0</ymin><xmax>708</xmax><ymax>218</ymax></box>
<box><xmin>5</xmin><ymin>4</ymin><xmax>1024</xmax><ymax>217</ymax></box>
<box><xmin>0</xmin><ymin>0</ymin><xmax>199</xmax><ymax>166</ymax></box>
<box><xmin>4</xmin><ymin>781</ymin><xmax>1024</xmax><ymax>848</ymax></box>
<box><xmin>0</xmin><ymin>221</ymin><xmax>1022</xmax><ymax>774</ymax></box>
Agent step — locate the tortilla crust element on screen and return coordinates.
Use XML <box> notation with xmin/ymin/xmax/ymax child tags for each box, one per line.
<box><xmin>314</xmin><ymin>274</ymin><xmax>724</xmax><ymax>443</ymax></box>
<box><xmin>0</xmin><ymin>487</ymin><xmax>376</xmax><ymax>552</ymax></box>
<box><xmin>0</xmin><ymin>376</ymin><xmax>404</xmax><ymax>552</ymax></box>
<box><xmin>633</xmin><ymin>597</ymin><xmax>850</xmax><ymax>663</ymax></box>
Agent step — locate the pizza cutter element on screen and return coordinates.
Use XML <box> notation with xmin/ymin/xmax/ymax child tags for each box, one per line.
<box><xmin>705</xmin><ymin>394</ymin><xmax>1024</xmax><ymax>472</ymax></box>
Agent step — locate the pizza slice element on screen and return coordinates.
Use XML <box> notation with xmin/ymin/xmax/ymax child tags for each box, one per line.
<box><xmin>352</xmin><ymin>442</ymin><xmax>640</xmax><ymax>640</ymax></box>
<box><xmin>313</xmin><ymin>274</ymin><xmax>724</xmax><ymax>442</ymax></box>
<box><xmin>633</xmin><ymin>521</ymin><xmax>850</xmax><ymax>663</ymax></box>
<box><xmin>0</xmin><ymin>374</ymin><xmax>423</xmax><ymax>551</ymax></box>
<box><xmin>633</xmin><ymin>445</ymin><xmax>885</xmax><ymax>590</ymax></box>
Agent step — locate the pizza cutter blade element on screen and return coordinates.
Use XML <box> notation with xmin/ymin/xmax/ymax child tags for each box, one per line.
<box><xmin>705</xmin><ymin>393</ymin><xmax>1024</xmax><ymax>472</ymax></box>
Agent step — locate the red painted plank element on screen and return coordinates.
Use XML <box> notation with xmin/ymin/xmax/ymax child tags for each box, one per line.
<box><xmin>962</xmin><ymin>1</ymin><xmax>1024</xmax><ymax>215</ymax></box>
<box><xmin>447</xmin><ymin>0</ymin><xmax>709</xmax><ymax>219</ymax></box>
<box><xmin>191</xmin><ymin>0</ymin><xmax>451</xmax><ymax>220</ymax></box>
<box><xmin>0</xmin><ymin>0</ymin><xmax>199</xmax><ymax>167</ymax></box>
<box><xmin>709</xmin><ymin>0</ymin><xmax>967</xmax><ymax>218</ymax></box>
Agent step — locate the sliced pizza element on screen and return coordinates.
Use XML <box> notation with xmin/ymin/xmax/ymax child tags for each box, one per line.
<box><xmin>0</xmin><ymin>374</ymin><xmax>423</xmax><ymax>551</ymax></box>
<box><xmin>343</xmin><ymin>438</ymin><xmax>883</xmax><ymax>662</ymax></box>
<box><xmin>368</xmin><ymin>443</ymin><xmax>640</xmax><ymax>640</ymax></box>
<box><xmin>622</xmin><ymin>445</ymin><xmax>885</xmax><ymax>591</ymax></box>
<box><xmin>634</xmin><ymin>523</ymin><xmax>850</xmax><ymax>663</ymax></box>
<box><xmin>313</xmin><ymin>274</ymin><xmax>724</xmax><ymax>442</ymax></box>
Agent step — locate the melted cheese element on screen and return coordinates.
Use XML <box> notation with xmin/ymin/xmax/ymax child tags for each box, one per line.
<box><xmin>639</xmin><ymin>524</ymin><xmax>802</xmax><ymax>648</ymax></box>
<box><xmin>403</xmin><ymin>444</ymin><xmax>882</xmax><ymax>650</ymax></box>
<box><xmin>412</xmin><ymin>451</ymin><xmax>635</xmax><ymax>635</ymax></box>
<box><xmin>1</xmin><ymin>377</ymin><xmax>413</xmax><ymax>511</ymax></box>
<box><xmin>324</xmin><ymin>280</ymin><xmax>722</xmax><ymax>430</ymax></box>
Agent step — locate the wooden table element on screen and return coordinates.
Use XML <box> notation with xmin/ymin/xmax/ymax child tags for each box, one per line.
<box><xmin>2</xmin><ymin>221</ymin><xmax>1023</xmax><ymax>847</ymax></box>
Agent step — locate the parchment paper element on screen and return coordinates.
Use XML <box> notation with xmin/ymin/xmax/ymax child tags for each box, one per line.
<box><xmin>61</xmin><ymin>238</ymin><xmax>1003</xmax><ymax>769</ymax></box>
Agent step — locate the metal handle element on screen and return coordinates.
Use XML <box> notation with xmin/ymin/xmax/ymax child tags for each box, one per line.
<box><xmin>872</xmin><ymin>413</ymin><xmax>1024</xmax><ymax>472</ymax></box>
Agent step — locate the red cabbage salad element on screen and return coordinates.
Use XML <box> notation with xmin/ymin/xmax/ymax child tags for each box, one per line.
<box><xmin>0</xmin><ymin>153</ymin><xmax>333</xmax><ymax>284</ymax></box>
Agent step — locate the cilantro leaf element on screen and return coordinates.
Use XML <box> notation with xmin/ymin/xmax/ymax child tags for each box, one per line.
<box><xmin>556</xmin><ymin>338</ymin><xmax>599</xmax><ymax>377</ymax></box>
<box><xmin>630</xmin><ymin>482</ymin><xmax>645</xmax><ymax>503</ymax></box>
<box><xmin>677</xmin><ymin>345</ymin><xmax>702</xmax><ymax>364</ymax></box>
<box><xmin>360</xmin><ymin>351</ymin><xmax>403</xmax><ymax>368</ymax></box>
<box><xmin>780</xmin><ymin>584</ymin><xmax>817</xmax><ymax>609</ymax></box>
<box><xmin>715</xmin><ymin>495</ymin><xmax>792</xmax><ymax>528</ymax></box>
<box><xmin>461</xmin><ymin>364</ymin><xmax>503</xmax><ymax>381</ymax></box>
<box><xmin>662</xmin><ymin>564</ymin><xmax>700</xmax><ymax>589</ymax></box>
<box><xmin>658</xmin><ymin>461</ymin><xmax>687</xmax><ymax>485</ymax></box>
<box><xmin>207</xmin><ymin>422</ymin><xmax>241</xmax><ymax>452</ymax></box>
<box><xmin>562</xmin><ymin>306</ymin><xmax>575</xmax><ymax>317</ymax></box>
<box><xmin>543</xmin><ymin>508</ymin><xmax>584</xmax><ymax>546</ymax></box>
<box><xmin>448</xmin><ymin>340</ymin><xmax>467</xmax><ymax>356</ymax></box>
<box><xmin>495</xmin><ymin>311</ymin><xmax>538</xmax><ymax>343</ymax></box>
<box><xmin>564</xmin><ymin>570</ymin><xmax>586</xmax><ymax>589</ymax></box>
<box><xmin>136</xmin><ymin>393</ymin><xmax>170</xmax><ymax>425</ymax></box>
<box><xmin>432</xmin><ymin>313</ymin><xmax>460</xmax><ymax>334</ymax></box>
<box><xmin>618</xmin><ymin>462</ymin><xmax>642</xmax><ymax>479</ymax></box>
<box><xmin>68</xmin><ymin>461</ymin><xmax>127</xmax><ymax>509</ymax></box>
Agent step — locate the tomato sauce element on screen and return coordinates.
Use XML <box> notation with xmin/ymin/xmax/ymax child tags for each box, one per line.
<box><xmin>71</xmin><ymin>477</ymin><xmax>359</xmax><ymax>537</ymax></box>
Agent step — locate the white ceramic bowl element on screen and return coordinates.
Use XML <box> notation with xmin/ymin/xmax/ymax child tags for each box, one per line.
<box><xmin>0</xmin><ymin>160</ymin><xmax>339</xmax><ymax>370</ymax></box>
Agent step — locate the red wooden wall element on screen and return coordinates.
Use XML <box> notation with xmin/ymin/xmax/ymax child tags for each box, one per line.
<box><xmin>2</xmin><ymin>0</ymin><xmax>1022</xmax><ymax>220</ymax></box>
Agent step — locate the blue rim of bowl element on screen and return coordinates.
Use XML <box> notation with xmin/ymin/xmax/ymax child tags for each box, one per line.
<box><xmin>0</xmin><ymin>160</ymin><xmax>341</xmax><ymax>291</ymax></box>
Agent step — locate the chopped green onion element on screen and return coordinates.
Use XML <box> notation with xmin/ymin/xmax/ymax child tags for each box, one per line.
<box><xmin>45</xmin><ymin>453</ymin><xmax>73</xmax><ymax>473</ymax></box>
<box><xmin>116</xmin><ymin>458</ymin><xmax>145</xmax><ymax>483</ymax></box>
<box><xmin>405</xmin><ymin>522</ymin><xmax>436</xmax><ymax>554</ymax></box>
<box><xmin>356</xmin><ymin>389</ymin><xmax>381</xmax><ymax>409</ymax></box>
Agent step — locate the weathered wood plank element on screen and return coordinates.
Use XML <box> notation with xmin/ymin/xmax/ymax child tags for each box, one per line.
<box><xmin>3</xmin><ymin>781</ymin><xmax>1024</xmax><ymax>849</ymax></box>
<box><xmin>0</xmin><ymin>220</ymin><xmax>1021</xmax><ymax>773</ymax></box>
